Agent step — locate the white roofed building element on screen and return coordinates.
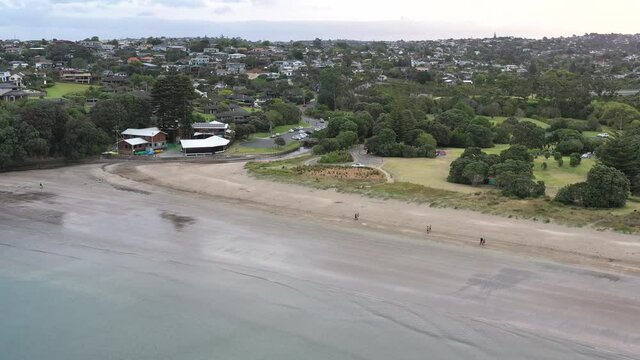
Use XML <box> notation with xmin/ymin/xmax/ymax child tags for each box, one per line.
<box><xmin>180</xmin><ymin>136</ymin><xmax>230</xmax><ymax>156</ymax></box>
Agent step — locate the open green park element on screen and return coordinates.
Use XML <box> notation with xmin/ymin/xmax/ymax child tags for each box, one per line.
<box><xmin>44</xmin><ymin>82</ymin><xmax>96</xmax><ymax>99</ymax></box>
<box><xmin>381</xmin><ymin>144</ymin><xmax>596</xmax><ymax>196</ymax></box>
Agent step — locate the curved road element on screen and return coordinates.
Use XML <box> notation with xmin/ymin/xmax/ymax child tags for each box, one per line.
<box><xmin>0</xmin><ymin>165</ymin><xmax>639</xmax><ymax>359</ymax></box>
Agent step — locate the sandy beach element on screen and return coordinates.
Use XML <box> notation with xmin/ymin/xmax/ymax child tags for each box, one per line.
<box><xmin>2</xmin><ymin>163</ymin><xmax>640</xmax><ymax>359</ymax></box>
<box><xmin>109</xmin><ymin>161</ymin><xmax>640</xmax><ymax>274</ymax></box>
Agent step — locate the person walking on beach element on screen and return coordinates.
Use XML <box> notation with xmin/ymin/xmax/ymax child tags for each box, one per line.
<box><xmin>479</xmin><ymin>237</ymin><xmax>485</xmax><ymax>246</ymax></box>
<box><xmin>354</xmin><ymin>212</ymin><xmax>359</xmax><ymax>221</ymax></box>
<box><xmin>39</xmin><ymin>183</ymin><xmax>43</xmax><ymax>190</ymax></box>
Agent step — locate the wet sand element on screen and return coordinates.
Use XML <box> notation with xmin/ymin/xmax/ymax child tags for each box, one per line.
<box><xmin>1</xmin><ymin>164</ymin><xmax>639</xmax><ymax>359</ymax></box>
<box><xmin>117</xmin><ymin>161</ymin><xmax>640</xmax><ymax>274</ymax></box>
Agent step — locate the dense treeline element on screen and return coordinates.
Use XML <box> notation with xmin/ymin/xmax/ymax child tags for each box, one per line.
<box><xmin>0</xmin><ymin>101</ymin><xmax>110</xmax><ymax>168</ymax></box>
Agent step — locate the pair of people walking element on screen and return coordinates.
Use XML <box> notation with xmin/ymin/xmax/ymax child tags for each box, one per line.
<box><xmin>354</xmin><ymin>212</ymin><xmax>360</xmax><ymax>221</ymax></box>
<box><xmin>479</xmin><ymin>237</ymin><xmax>486</xmax><ymax>246</ymax></box>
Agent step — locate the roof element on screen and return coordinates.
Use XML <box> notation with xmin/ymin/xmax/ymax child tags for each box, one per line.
<box><xmin>122</xmin><ymin>127</ymin><xmax>165</xmax><ymax>137</ymax></box>
<box><xmin>122</xmin><ymin>137</ymin><xmax>149</xmax><ymax>146</ymax></box>
<box><xmin>192</xmin><ymin>121</ymin><xmax>229</xmax><ymax>130</ymax></box>
<box><xmin>180</xmin><ymin>136</ymin><xmax>230</xmax><ymax>149</ymax></box>
<box><xmin>216</xmin><ymin>108</ymin><xmax>250</xmax><ymax>117</ymax></box>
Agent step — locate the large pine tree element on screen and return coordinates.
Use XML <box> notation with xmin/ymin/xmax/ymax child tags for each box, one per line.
<box><xmin>151</xmin><ymin>73</ymin><xmax>196</xmax><ymax>139</ymax></box>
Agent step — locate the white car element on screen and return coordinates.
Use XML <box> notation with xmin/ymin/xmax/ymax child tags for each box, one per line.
<box><xmin>289</xmin><ymin>129</ymin><xmax>295</xmax><ymax>133</ymax></box>
<box><xmin>351</xmin><ymin>163</ymin><xmax>365</xmax><ymax>168</ymax></box>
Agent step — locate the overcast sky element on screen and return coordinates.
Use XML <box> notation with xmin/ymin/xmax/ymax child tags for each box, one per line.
<box><xmin>1</xmin><ymin>0</ymin><xmax>639</xmax><ymax>40</ymax></box>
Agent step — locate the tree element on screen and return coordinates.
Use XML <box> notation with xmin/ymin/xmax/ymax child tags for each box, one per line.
<box><xmin>18</xmin><ymin>101</ymin><xmax>69</xmax><ymax>155</ymax></box>
<box><xmin>462</xmin><ymin>161</ymin><xmax>489</xmax><ymax>186</ymax></box>
<box><xmin>555</xmin><ymin>139</ymin><xmax>584</xmax><ymax>155</ymax></box>
<box><xmin>500</xmin><ymin>145</ymin><xmax>533</xmax><ymax>163</ymax></box>
<box><xmin>496</xmin><ymin>171</ymin><xmax>545</xmax><ymax>198</ymax></box>
<box><xmin>61</xmin><ymin>117</ymin><xmax>108</xmax><ymax>160</ymax></box>
<box><xmin>0</xmin><ymin>113</ymin><xmax>26</xmax><ymax>168</ymax></box>
<box><xmin>597</xmin><ymin>133</ymin><xmax>640</xmax><ymax>193</ymax></box>
<box><xmin>511</xmin><ymin>122</ymin><xmax>545</xmax><ymax>149</ymax></box>
<box><xmin>569</xmin><ymin>153</ymin><xmax>581</xmax><ymax>167</ymax></box>
<box><xmin>448</xmin><ymin>157</ymin><xmax>475</xmax><ymax>184</ymax></box>
<box><xmin>335</xmin><ymin>131</ymin><xmax>358</xmax><ymax>149</ymax></box>
<box><xmin>234</xmin><ymin>124</ymin><xmax>256</xmax><ymax>140</ymax></box>
<box><xmin>421</xmin><ymin>121</ymin><xmax>450</xmax><ymax>146</ymax></box>
<box><xmin>274</xmin><ymin>136</ymin><xmax>286</xmax><ymax>148</ymax></box>
<box><xmin>318</xmin><ymin>69</ymin><xmax>346</xmax><ymax>110</ymax></box>
<box><xmin>490</xmin><ymin>159</ymin><xmax>533</xmax><ymax>178</ymax></box>
<box><xmin>599</xmin><ymin>102</ymin><xmax>640</xmax><ymax>130</ymax></box>
<box><xmin>466</xmin><ymin>124</ymin><xmax>494</xmax><ymax>148</ymax></box>
<box><xmin>556</xmin><ymin>165</ymin><xmax>629</xmax><ymax>208</ymax></box>
<box><xmin>415</xmin><ymin>132</ymin><xmax>437</xmax><ymax>148</ymax></box>
<box><xmin>436</xmin><ymin>109</ymin><xmax>470</xmax><ymax>130</ymax></box>
<box><xmin>151</xmin><ymin>74</ymin><xmax>197</xmax><ymax>138</ymax></box>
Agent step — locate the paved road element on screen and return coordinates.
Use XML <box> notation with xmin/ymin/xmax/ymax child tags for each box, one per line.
<box><xmin>1</xmin><ymin>165</ymin><xmax>639</xmax><ymax>360</ymax></box>
<box><xmin>242</xmin><ymin>115</ymin><xmax>326</xmax><ymax>149</ymax></box>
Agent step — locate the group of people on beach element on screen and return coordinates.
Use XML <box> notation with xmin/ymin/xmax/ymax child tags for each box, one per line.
<box><xmin>354</xmin><ymin>212</ymin><xmax>487</xmax><ymax>247</ymax></box>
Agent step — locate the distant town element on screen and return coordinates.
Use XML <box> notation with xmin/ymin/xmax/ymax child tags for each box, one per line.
<box><xmin>3</xmin><ymin>30</ymin><xmax>640</xmax><ymax>360</ymax></box>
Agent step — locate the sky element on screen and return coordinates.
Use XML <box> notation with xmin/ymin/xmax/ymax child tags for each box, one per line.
<box><xmin>1</xmin><ymin>0</ymin><xmax>639</xmax><ymax>41</ymax></box>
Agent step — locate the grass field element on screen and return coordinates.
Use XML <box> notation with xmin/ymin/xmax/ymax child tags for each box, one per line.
<box><xmin>252</xmin><ymin>121</ymin><xmax>311</xmax><ymax>139</ymax></box>
<box><xmin>382</xmin><ymin>145</ymin><xmax>510</xmax><ymax>193</ymax></box>
<box><xmin>45</xmin><ymin>83</ymin><xmax>95</xmax><ymax>98</ymax></box>
<box><xmin>489</xmin><ymin>116</ymin><xmax>550</xmax><ymax>129</ymax></box>
<box><xmin>193</xmin><ymin>112</ymin><xmax>214</xmax><ymax>120</ymax></box>
<box><xmin>247</xmin><ymin>155</ymin><xmax>640</xmax><ymax>232</ymax></box>
<box><xmin>382</xmin><ymin>144</ymin><xmax>595</xmax><ymax>196</ymax></box>
<box><xmin>533</xmin><ymin>156</ymin><xmax>595</xmax><ymax>194</ymax></box>
<box><xmin>227</xmin><ymin>140</ymin><xmax>301</xmax><ymax>155</ymax></box>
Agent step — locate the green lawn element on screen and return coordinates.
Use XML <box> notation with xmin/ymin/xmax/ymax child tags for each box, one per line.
<box><xmin>490</xmin><ymin>116</ymin><xmax>550</xmax><ymax>129</ymax></box>
<box><xmin>193</xmin><ymin>111</ymin><xmax>214</xmax><ymax>120</ymax></box>
<box><xmin>383</xmin><ymin>144</ymin><xmax>591</xmax><ymax>196</ymax></box>
<box><xmin>45</xmin><ymin>83</ymin><xmax>95</xmax><ymax>98</ymax></box>
<box><xmin>533</xmin><ymin>156</ymin><xmax>595</xmax><ymax>195</ymax></box>
<box><xmin>227</xmin><ymin>140</ymin><xmax>301</xmax><ymax>155</ymax></box>
<box><xmin>252</xmin><ymin>121</ymin><xmax>311</xmax><ymax>139</ymax></box>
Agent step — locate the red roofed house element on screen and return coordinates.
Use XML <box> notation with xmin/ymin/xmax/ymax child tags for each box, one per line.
<box><xmin>117</xmin><ymin>127</ymin><xmax>167</xmax><ymax>155</ymax></box>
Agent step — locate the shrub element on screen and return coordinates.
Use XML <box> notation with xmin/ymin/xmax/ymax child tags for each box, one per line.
<box><xmin>569</xmin><ymin>153</ymin><xmax>581</xmax><ymax>167</ymax></box>
<box><xmin>318</xmin><ymin>150</ymin><xmax>354</xmax><ymax>164</ymax></box>
<box><xmin>555</xmin><ymin>165</ymin><xmax>629</xmax><ymax>208</ymax></box>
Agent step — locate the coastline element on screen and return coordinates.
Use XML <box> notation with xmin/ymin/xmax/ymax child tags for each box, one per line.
<box><xmin>105</xmin><ymin>161</ymin><xmax>640</xmax><ymax>274</ymax></box>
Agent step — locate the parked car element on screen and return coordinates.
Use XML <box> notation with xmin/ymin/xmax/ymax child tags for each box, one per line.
<box><xmin>351</xmin><ymin>163</ymin><xmax>365</xmax><ymax>168</ymax></box>
<box><xmin>289</xmin><ymin>129</ymin><xmax>295</xmax><ymax>133</ymax></box>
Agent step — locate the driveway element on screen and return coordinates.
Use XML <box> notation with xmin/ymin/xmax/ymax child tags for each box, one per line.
<box><xmin>242</xmin><ymin>116</ymin><xmax>326</xmax><ymax>149</ymax></box>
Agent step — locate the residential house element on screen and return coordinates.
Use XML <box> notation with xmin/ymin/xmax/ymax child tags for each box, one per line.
<box><xmin>216</xmin><ymin>107</ymin><xmax>251</xmax><ymax>124</ymax></box>
<box><xmin>60</xmin><ymin>69</ymin><xmax>92</xmax><ymax>84</ymax></box>
<box><xmin>0</xmin><ymin>69</ymin><xmax>9</xmax><ymax>83</ymax></box>
<box><xmin>9</xmin><ymin>61</ymin><xmax>28</xmax><ymax>70</ymax></box>
<box><xmin>0</xmin><ymin>82</ymin><xmax>45</xmax><ymax>102</ymax></box>
<box><xmin>228</xmin><ymin>53</ymin><xmax>246</xmax><ymax>60</ymax></box>
<box><xmin>189</xmin><ymin>55</ymin><xmax>211</xmax><ymax>66</ymax></box>
<box><xmin>35</xmin><ymin>59</ymin><xmax>53</xmax><ymax>69</ymax></box>
<box><xmin>192</xmin><ymin>120</ymin><xmax>229</xmax><ymax>137</ymax></box>
<box><xmin>118</xmin><ymin>127</ymin><xmax>168</xmax><ymax>155</ymax></box>
<box><xmin>9</xmin><ymin>73</ymin><xmax>24</xmax><ymax>86</ymax></box>
<box><xmin>225</xmin><ymin>62</ymin><xmax>246</xmax><ymax>75</ymax></box>
<box><xmin>229</xmin><ymin>94</ymin><xmax>255</xmax><ymax>105</ymax></box>
<box><xmin>102</xmin><ymin>74</ymin><xmax>131</xmax><ymax>86</ymax></box>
